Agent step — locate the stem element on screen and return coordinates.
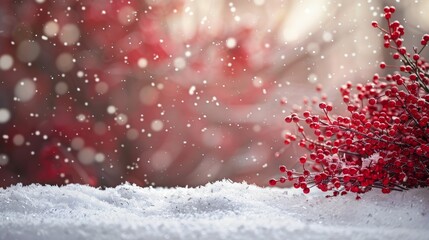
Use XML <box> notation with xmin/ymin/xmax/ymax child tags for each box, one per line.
<box><xmin>418</xmin><ymin>44</ymin><xmax>427</xmax><ymax>55</ymax></box>
<box><xmin>401</xmin><ymin>55</ymin><xmax>429</xmax><ymax>93</ymax></box>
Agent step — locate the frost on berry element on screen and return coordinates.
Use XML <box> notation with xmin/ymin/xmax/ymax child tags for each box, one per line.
<box><xmin>270</xmin><ymin>6</ymin><xmax>429</xmax><ymax>198</ymax></box>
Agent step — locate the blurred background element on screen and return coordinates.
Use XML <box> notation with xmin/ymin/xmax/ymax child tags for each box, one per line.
<box><xmin>0</xmin><ymin>0</ymin><xmax>428</xmax><ymax>187</ymax></box>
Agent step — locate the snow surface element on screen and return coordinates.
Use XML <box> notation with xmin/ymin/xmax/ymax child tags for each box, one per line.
<box><xmin>0</xmin><ymin>180</ymin><xmax>428</xmax><ymax>240</ymax></box>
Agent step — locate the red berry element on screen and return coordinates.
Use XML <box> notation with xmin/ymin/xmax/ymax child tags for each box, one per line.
<box><xmin>279</xmin><ymin>165</ymin><xmax>287</xmax><ymax>172</ymax></box>
<box><xmin>347</xmin><ymin>105</ymin><xmax>356</xmax><ymax>112</ymax></box>
<box><xmin>371</xmin><ymin>21</ymin><xmax>379</xmax><ymax>28</ymax></box>
<box><xmin>383</xmin><ymin>6</ymin><xmax>390</xmax><ymax>13</ymax></box>
<box><xmin>395</xmin><ymin>39</ymin><xmax>403</xmax><ymax>47</ymax></box>
<box><xmin>334</xmin><ymin>181</ymin><xmax>341</xmax><ymax>189</ymax></box>
<box><xmin>393</xmin><ymin>53</ymin><xmax>400</xmax><ymax>59</ymax></box>
<box><xmin>381</xmin><ymin>188</ymin><xmax>391</xmax><ymax>194</ymax></box>
<box><xmin>405</xmin><ymin>65</ymin><xmax>412</xmax><ymax>72</ymax></box>
<box><xmin>368</xmin><ymin>98</ymin><xmax>376</xmax><ymax>105</ymax></box>
<box><xmin>384</xmin><ymin>13</ymin><xmax>391</xmax><ymax>20</ymax></box>
<box><xmin>303</xmin><ymin>170</ymin><xmax>310</xmax><ymax>176</ymax></box>
<box><xmin>303</xmin><ymin>111</ymin><xmax>311</xmax><ymax>118</ymax></box>
<box><xmin>380</xmin><ymin>62</ymin><xmax>386</xmax><ymax>69</ymax></box>
<box><xmin>396</xmin><ymin>78</ymin><xmax>403</xmax><ymax>85</ymax></box>
<box><xmin>269</xmin><ymin>179</ymin><xmax>277</xmax><ymax>186</ymax></box>
<box><xmin>303</xmin><ymin>188</ymin><xmax>310</xmax><ymax>194</ymax></box>
<box><xmin>384</xmin><ymin>41</ymin><xmax>390</xmax><ymax>48</ymax></box>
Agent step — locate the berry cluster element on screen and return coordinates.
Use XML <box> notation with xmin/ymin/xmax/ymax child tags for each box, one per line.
<box><xmin>270</xmin><ymin>6</ymin><xmax>429</xmax><ymax>198</ymax></box>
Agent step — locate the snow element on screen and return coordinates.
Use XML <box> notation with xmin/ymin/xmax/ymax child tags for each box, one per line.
<box><xmin>0</xmin><ymin>180</ymin><xmax>428</xmax><ymax>240</ymax></box>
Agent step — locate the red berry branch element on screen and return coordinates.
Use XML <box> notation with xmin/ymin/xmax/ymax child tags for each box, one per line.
<box><xmin>270</xmin><ymin>6</ymin><xmax>429</xmax><ymax>198</ymax></box>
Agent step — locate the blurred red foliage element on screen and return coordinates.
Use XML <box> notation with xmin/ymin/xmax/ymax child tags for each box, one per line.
<box><xmin>0</xmin><ymin>0</ymin><xmax>289</xmax><ymax>187</ymax></box>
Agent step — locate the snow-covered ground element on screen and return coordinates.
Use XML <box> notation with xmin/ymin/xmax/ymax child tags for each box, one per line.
<box><xmin>0</xmin><ymin>180</ymin><xmax>428</xmax><ymax>240</ymax></box>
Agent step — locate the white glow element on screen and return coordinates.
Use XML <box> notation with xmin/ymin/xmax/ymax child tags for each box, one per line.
<box><xmin>56</xmin><ymin>53</ymin><xmax>74</xmax><ymax>72</ymax></box>
<box><xmin>226</xmin><ymin>37</ymin><xmax>237</xmax><ymax>49</ymax></box>
<box><xmin>78</xmin><ymin>147</ymin><xmax>95</xmax><ymax>165</ymax></box>
<box><xmin>13</xmin><ymin>134</ymin><xmax>25</xmax><ymax>146</ymax></box>
<box><xmin>59</xmin><ymin>24</ymin><xmax>80</xmax><ymax>45</ymax></box>
<box><xmin>173</xmin><ymin>57</ymin><xmax>186</xmax><ymax>70</ymax></box>
<box><xmin>71</xmin><ymin>137</ymin><xmax>85</xmax><ymax>150</ymax></box>
<box><xmin>0</xmin><ymin>109</ymin><xmax>11</xmax><ymax>124</ymax></box>
<box><xmin>95</xmin><ymin>82</ymin><xmax>109</xmax><ymax>95</ymax></box>
<box><xmin>151</xmin><ymin>119</ymin><xmax>164</xmax><ymax>132</ymax></box>
<box><xmin>150</xmin><ymin>150</ymin><xmax>173</xmax><ymax>171</ymax></box>
<box><xmin>139</xmin><ymin>87</ymin><xmax>159</xmax><ymax>106</ymax></box>
<box><xmin>94</xmin><ymin>153</ymin><xmax>105</xmax><ymax>163</ymax></box>
<box><xmin>188</xmin><ymin>85</ymin><xmax>196</xmax><ymax>95</ymax></box>
<box><xmin>17</xmin><ymin>41</ymin><xmax>40</xmax><ymax>62</ymax></box>
<box><xmin>118</xmin><ymin>6</ymin><xmax>137</xmax><ymax>25</ymax></box>
<box><xmin>281</xmin><ymin>1</ymin><xmax>326</xmax><ymax>42</ymax></box>
<box><xmin>44</xmin><ymin>21</ymin><xmax>59</xmax><ymax>37</ymax></box>
<box><xmin>115</xmin><ymin>113</ymin><xmax>128</xmax><ymax>125</ymax></box>
<box><xmin>107</xmin><ymin>105</ymin><xmax>117</xmax><ymax>114</ymax></box>
<box><xmin>126</xmin><ymin>129</ymin><xmax>139</xmax><ymax>140</ymax></box>
<box><xmin>253</xmin><ymin>0</ymin><xmax>265</xmax><ymax>5</ymax></box>
<box><xmin>14</xmin><ymin>79</ymin><xmax>36</xmax><ymax>102</ymax></box>
<box><xmin>307</xmin><ymin>73</ymin><xmax>318</xmax><ymax>83</ymax></box>
<box><xmin>0</xmin><ymin>54</ymin><xmax>13</xmax><ymax>70</ymax></box>
<box><xmin>137</xmin><ymin>58</ymin><xmax>148</xmax><ymax>68</ymax></box>
<box><xmin>55</xmin><ymin>82</ymin><xmax>68</xmax><ymax>95</ymax></box>
<box><xmin>0</xmin><ymin>154</ymin><xmax>9</xmax><ymax>166</ymax></box>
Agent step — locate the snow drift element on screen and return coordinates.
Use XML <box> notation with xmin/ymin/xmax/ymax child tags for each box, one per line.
<box><xmin>0</xmin><ymin>180</ymin><xmax>428</xmax><ymax>240</ymax></box>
